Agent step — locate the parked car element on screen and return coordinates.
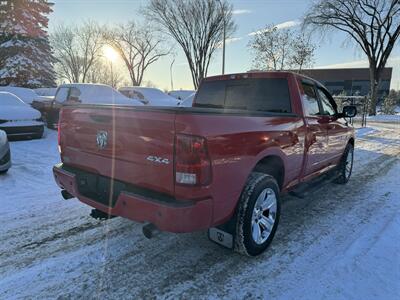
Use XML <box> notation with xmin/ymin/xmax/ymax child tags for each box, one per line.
<box><xmin>33</xmin><ymin>83</ymin><xmax>143</xmax><ymax>128</ymax></box>
<box><xmin>53</xmin><ymin>71</ymin><xmax>357</xmax><ymax>256</ymax></box>
<box><xmin>0</xmin><ymin>86</ymin><xmax>39</xmax><ymax>105</ymax></box>
<box><xmin>0</xmin><ymin>129</ymin><xmax>11</xmax><ymax>174</ymax></box>
<box><xmin>0</xmin><ymin>92</ymin><xmax>44</xmax><ymax>139</ymax></box>
<box><xmin>34</xmin><ymin>87</ymin><xmax>58</xmax><ymax>97</ymax></box>
<box><xmin>179</xmin><ymin>92</ymin><xmax>196</xmax><ymax>107</ymax></box>
<box><xmin>119</xmin><ymin>87</ymin><xmax>181</xmax><ymax>106</ymax></box>
<box><xmin>168</xmin><ymin>90</ymin><xmax>195</xmax><ymax>100</ymax></box>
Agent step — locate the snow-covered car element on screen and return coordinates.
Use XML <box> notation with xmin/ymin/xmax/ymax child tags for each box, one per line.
<box><xmin>119</xmin><ymin>87</ymin><xmax>181</xmax><ymax>106</ymax></box>
<box><xmin>0</xmin><ymin>92</ymin><xmax>44</xmax><ymax>139</ymax></box>
<box><xmin>168</xmin><ymin>90</ymin><xmax>195</xmax><ymax>101</ymax></box>
<box><xmin>56</xmin><ymin>83</ymin><xmax>143</xmax><ymax>106</ymax></box>
<box><xmin>179</xmin><ymin>92</ymin><xmax>196</xmax><ymax>107</ymax></box>
<box><xmin>0</xmin><ymin>129</ymin><xmax>11</xmax><ymax>174</ymax></box>
<box><xmin>38</xmin><ymin>83</ymin><xmax>144</xmax><ymax>129</ymax></box>
<box><xmin>0</xmin><ymin>86</ymin><xmax>38</xmax><ymax>104</ymax></box>
<box><xmin>34</xmin><ymin>87</ymin><xmax>58</xmax><ymax>97</ymax></box>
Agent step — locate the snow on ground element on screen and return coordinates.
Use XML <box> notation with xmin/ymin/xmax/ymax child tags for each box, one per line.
<box><xmin>0</xmin><ymin>124</ymin><xmax>399</xmax><ymax>299</ymax></box>
<box><xmin>366</xmin><ymin>114</ymin><xmax>400</xmax><ymax>123</ymax></box>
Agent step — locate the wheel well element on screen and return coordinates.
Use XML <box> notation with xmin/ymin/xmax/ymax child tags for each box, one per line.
<box><xmin>253</xmin><ymin>155</ymin><xmax>285</xmax><ymax>189</ymax></box>
<box><xmin>348</xmin><ymin>137</ymin><xmax>355</xmax><ymax>147</ymax></box>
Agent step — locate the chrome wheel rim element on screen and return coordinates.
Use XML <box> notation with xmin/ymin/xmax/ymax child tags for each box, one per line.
<box><xmin>345</xmin><ymin>148</ymin><xmax>353</xmax><ymax>179</ymax></box>
<box><xmin>251</xmin><ymin>188</ymin><xmax>277</xmax><ymax>245</ymax></box>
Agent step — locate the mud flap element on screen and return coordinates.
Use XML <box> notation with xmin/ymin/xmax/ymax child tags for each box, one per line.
<box><xmin>208</xmin><ymin>227</ymin><xmax>234</xmax><ymax>249</ymax></box>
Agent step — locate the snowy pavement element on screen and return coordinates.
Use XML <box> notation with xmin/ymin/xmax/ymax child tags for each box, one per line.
<box><xmin>1</xmin><ymin>124</ymin><xmax>399</xmax><ymax>299</ymax></box>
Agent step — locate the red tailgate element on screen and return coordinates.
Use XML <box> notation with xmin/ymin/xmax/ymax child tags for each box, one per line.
<box><xmin>59</xmin><ymin>106</ymin><xmax>176</xmax><ymax>196</ymax></box>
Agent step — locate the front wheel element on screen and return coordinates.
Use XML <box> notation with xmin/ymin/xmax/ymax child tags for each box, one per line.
<box><xmin>335</xmin><ymin>143</ymin><xmax>354</xmax><ymax>184</ymax></box>
<box><xmin>235</xmin><ymin>172</ymin><xmax>281</xmax><ymax>256</ymax></box>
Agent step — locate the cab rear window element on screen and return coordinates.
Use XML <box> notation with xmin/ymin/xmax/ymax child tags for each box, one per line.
<box><xmin>194</xmin><ymin>78</ymin><xmax>291</xmax><ymax>113</ymax></box>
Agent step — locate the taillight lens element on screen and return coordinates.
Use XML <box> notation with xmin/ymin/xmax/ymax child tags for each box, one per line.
<box><xmin>57</xmin><ymin>110</ymin><xmax>62</xmax><ymax>153</ymax></box>
<box><xmin>175</xmin><ymin>134</ymin><xmax>212</xmax><ymax>186</ymax></box>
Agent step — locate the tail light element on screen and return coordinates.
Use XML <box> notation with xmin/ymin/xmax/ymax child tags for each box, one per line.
<box><xmin>175</xmin><ymin>134</ymin><xmax>212</xmax><ymax>186</ymax></box>
<box><xmin>57</xmin><ymin>110</ymin><xmax>63</xmax><ymax>153</ymax></box>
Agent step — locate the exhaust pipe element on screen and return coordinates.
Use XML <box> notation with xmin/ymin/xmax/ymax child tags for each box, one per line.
<box><xmin>142</xmin><ymin>223</ymin><xmax>160</xmax><ymax>239</ymax></box>
<box><xmin>61</xmin><ymin>189</ymin><xmax>74</xmax><ymax>200</ymax></box>
<box><xmin>90</xmin><ymin>209</ymin><xmax>116</xmax><ymax>220</ymax></box>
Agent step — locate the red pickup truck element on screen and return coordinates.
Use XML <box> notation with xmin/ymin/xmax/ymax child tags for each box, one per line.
<box><xmin>53</xmin><ymin>72</ymin><xmax>356</xmax><ymax>256</ymax></box>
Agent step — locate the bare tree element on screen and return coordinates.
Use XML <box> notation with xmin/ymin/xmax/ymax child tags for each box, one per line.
<box><xmin>303</xmin><ymin>0</ymin><xmax>400</xmax><ymax>115</ymax></box>
<box><xmin>249</xmin><ymin>25</ymin><xmax>291</xmax><ymax>70</ymax></box>
<box><xmin>249</xmin><ymin>25</ymin><xmax>315</xmax><ymax>72</ymax></box>
<box><xmin>104</xmin><ymin>22</ymin><xmax>169</xmax><ymax>86</ymax></box>
<box><xmin>289</xmin><ymin>34</ymin><xmax>315</xmax><ymax>72</ymax></box>
<box><xmin>86</xmin><ymin>60</ymin><xmax>124</xmax><ymax>88</ymax></box>
<box><xmin>144</xmin><ymin>0</ymin><xmax>236</xmax><ymax>89</ymax></box>
<box><xmin>51</xmin><ymin>21</ymin><xmax>104</xmax><ymax>83</ymax></box>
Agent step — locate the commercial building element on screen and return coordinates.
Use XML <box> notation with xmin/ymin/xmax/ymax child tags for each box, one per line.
<box><xmin>300</xmin><ymin>68</ymin><xmax>392</xmax><ymax>99</ymax></box>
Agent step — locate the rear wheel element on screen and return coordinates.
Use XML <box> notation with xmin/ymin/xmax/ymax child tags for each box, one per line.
<box><xmin>235</xmin><ymin>172</ymin><xmax>281</xmax><ymax>256</ymax></box>
<box><xmin>335</xmin><ymin>143</ymin><xmax>354</xmax><ymax>184</ymax></box>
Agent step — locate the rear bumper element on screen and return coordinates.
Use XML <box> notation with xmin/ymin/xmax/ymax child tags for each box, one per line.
<box><xmin>53</xmin><ymin>163</ymin><xmax>213</xmax><ymax>233</ymax></box>
<box><xmin>0</xmin><ymin>124</ymin><xmax>44</xmax><ymax>138</ymax></box>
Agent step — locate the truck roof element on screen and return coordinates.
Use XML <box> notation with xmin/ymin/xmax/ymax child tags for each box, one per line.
<box><xmin>203</xmin><ymin>71</ymin><xmax>326</xmax><ymax>90</ymax></box>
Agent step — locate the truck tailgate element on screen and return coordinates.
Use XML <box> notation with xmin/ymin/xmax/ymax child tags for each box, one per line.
<box><xmin>59</xmin><ymin>106</ymin><xmax>176</xmax><ymax>196</ymax></box>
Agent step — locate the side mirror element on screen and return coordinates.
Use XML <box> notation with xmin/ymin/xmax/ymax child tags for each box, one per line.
<box><xmin>341</xmin><ymin>105</ymin><xmax>357</xmax><ymax>118</ymax></box>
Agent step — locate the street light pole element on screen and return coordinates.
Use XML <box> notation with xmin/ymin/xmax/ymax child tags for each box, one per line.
<box><xmin>217</xmin><ymin>0</ymin><xmax>226</xmax><ymax>75</ymax></box>
<box><xmin>170</xmin><ymin>57</ymin><xmax>175</xmax><ymax>91</ymax></box>
<box><xmin>222</xmin><ymin>15</ymin><xmax>226</xmax><ymax>75</ymax></box>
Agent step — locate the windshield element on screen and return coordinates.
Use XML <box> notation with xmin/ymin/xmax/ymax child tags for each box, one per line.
<box><xmin>0</xmin><ymin>92</ymin><xmax>26</xmax><ymax>106</ymax></box>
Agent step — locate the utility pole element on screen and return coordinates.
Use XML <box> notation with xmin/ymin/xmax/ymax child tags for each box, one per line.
<box><xmin>170</xmin><ymin>57</ymin><xmax>175</xmax><ymax>91</ymax></box>
<box><xmin>222</xmin><ymin>15</ymin><xmax>226</xmax><ymax>75</ymax></box>
<box><xmin>217</xmin><ymin>0</ymin><xmax>226</xmax><ymax>75</ymax></box>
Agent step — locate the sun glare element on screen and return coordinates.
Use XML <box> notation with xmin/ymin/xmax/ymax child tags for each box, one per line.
<box><xmin>103</xmin><ymin>45</ymin><xmax>118</xmax><ymax>62</ymax></box>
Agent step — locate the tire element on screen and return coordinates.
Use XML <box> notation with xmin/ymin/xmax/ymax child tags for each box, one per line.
<box><xmin>0</xmin><ymin>169</ymin><xmax>8</xmax><ymax>174</ymax></box>
<box><xmin>235</xmin><ymin>172</ymin><xmax>281</xmax><ymax>256</ymax></box>
<box><xmin>335</xmin><ymin>143</ymin><xmax>354</xmax><ymax>184</ymax></box>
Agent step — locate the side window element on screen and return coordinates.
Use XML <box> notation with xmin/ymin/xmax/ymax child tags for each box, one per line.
<box><xmin>317</xmin><ymin>88</ymin><xmax>336</xmax><ymax>116</ymax></box>
<box><xmin>54</xmin><ymin>87</ymin><xmax>69</xmax><ymax>103</ymax></box>
<box><xmin>301</xmin><ymin>83</ymin><xmax>320</xmax><ymax>116</ymax></box>
<box><xmin>67</xmin><ymin>87</ymin><xmax>81</xmax><ymax>103</ymax></box>
<box><xmin>132</xmin><ymin>91</ymin><xmax>145</xmax><ymax>101</ymax></box>
<box><xmin>120</xmin><ymin>90</ymin><xmax>130</xmax><ymax>98</ymax></box>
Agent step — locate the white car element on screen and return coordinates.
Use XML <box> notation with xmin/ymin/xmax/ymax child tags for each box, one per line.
<box><xmin>168</xmin><ymin>90</ymin><xmax>195</xmax><ymax>101</ymax></box>
<box><xmin>119</xmin><ymin>87</ymin><xmax>181</xmax><ymax>106</ymax></box>
<box><xmin>0</xmin><ymin>86</ymin><xmax>38</xmax><ymax>104</ymax></box>
<box><xmin>0</xmin><ymin>92</ymin><xmax>44</xmax><ymax>139</ymax></box>
<box><xmin>56</xmin><ymin>83</ymin><xmax>143</xmax><ymax>106</ymax></box>
<box><xmin>34</xmin><ymin>87</ymin><xmax>58</xmax><ymax>97</ymax></box>
<box><xmin>179</xmin><ymin>92</ymin><xmax>196</xmax><ymax>107</ymax></box>
<box><xmin>0</xmin><ymin>129</ymin><xmax>11</xmax><ymax>174</ymax></box>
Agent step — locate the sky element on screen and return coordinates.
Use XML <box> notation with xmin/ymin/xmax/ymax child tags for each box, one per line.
<box><xmin>49</xmin><ymin>0</ymin><xmax>400</xmax><ymax>91</ymax></box>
